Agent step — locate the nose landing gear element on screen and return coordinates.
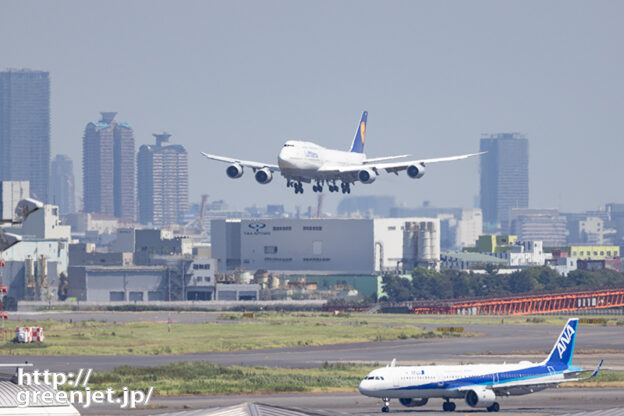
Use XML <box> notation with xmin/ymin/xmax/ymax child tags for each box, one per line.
<box><xmin>381</xmin><ymin>397</ymin><xmax>390</xmax><ymax>413</ymax></box>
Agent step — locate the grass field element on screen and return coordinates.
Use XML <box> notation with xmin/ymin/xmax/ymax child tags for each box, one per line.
<box><xmin>73</xmin><ymin>362</ymin><xmax>624</xmax><ymax>396</ymax></box>
<box><xmin>0</xmin><ymin>312</ymin><xmax>454</xmax><ymax>355</ymax></box>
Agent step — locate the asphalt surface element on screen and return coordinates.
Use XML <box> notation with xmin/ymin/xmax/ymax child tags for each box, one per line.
<box><xmin>2</xmin><ymin>313</ymin><xmax>621</xmax><ymax>372</ymax></box>
<box><xmin>77</xmin><ymin>389</ymin><xmax>624</xmax><ymax>416</ymax></box>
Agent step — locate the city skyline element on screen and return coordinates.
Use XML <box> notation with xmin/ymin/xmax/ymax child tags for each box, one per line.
<box><xmin>1</xmin><ymin>2</ymin><xmax>624</xmax><ymax>214</ymax></box>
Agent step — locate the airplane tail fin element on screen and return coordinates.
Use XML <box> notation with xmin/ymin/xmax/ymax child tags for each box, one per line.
<box><xmin>543</xmin><ymin>318</ymin><xmax>578</xmax><ymax>368</ymax></box>
<box><xmin>349</xmin><ymin>111</ymin><xmax>368</xmax><ymax>153</ymax></box>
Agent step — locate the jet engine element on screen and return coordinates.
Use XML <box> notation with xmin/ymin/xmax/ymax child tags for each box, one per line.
<box><xmin>399</xmin><ymin>398</ymin><xmax>428</xmax><ymax>407</ymax></box>
<box><xmin>226</xmin><ymin>163</ymin><xmax>244</xmax><ymax>179</ymax></box>
<box><xmin>358</xmin><ymin>168</ymin><xmax>376</xmax><ymax>184</ymax></box>
<box><xmin>465</xmin><ymin>388</ymin><xmax>496</xmax><ymax>408</ymax></box>
<box><xmin>254</xmin><ymin>168</ymin><xmax>273</xmax><ymax>184</ymax></box>
<box><xmin>406</xmin><ymin>163</ymin><xmax>425</xmax><ymax>179</ymax></box>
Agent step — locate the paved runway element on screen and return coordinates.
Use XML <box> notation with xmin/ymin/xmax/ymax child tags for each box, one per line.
<box><xmin>78</xmin><ymin>389</ymin><xmax>624</xmax><ymax>416</ymax></box>
<box><xmin>3</xmin><ymin>319</ymin><xmax>620</xmax><ymax>372</ymax></box>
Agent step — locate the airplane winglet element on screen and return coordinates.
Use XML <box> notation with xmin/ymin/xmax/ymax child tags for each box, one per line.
<box><xmin>591</xmin><ymin>360</ymin><xmax>604</xmax><ymax>378</ymax></box>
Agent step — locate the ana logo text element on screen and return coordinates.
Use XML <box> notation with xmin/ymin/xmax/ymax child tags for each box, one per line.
<box><xmin>557</xmin><ymin>324</ymin><xmax>575</xmax><ymax>359</ymax></box>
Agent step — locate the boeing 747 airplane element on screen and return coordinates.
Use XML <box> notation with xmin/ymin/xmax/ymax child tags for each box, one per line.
<box><xmin>358</xmin><ymin>318</ymin><xmax>602</xmax><ymax>413</ymax></box>
<box><xmin>201</xmin><ymin>111</ymin><xmax>484</xmax><ymax>194</ymax></box>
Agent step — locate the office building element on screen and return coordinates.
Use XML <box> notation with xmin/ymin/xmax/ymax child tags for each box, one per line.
<box><xmin>0</xmin><ymin>70</ymin><xmax>50</xmax><ymax>201</ymax></box>
<box><xmin>509</xmin><ymin>208</ymin><xmax>568</xmax><ymax>247</ymax></box>
<box><xmin>82</xmin><ymin>112</ymin><xmax>135</xmax><ymax>220</ymax></box>
<box><xmin>137</xmin><ymin>133</ymin><xmax>189</xmax><ymax>227</ymax></box>
<box><xmin>50</xmin><ymin>154</ymin><xmax>76</xmax><ymax>215</ymax></box>
<box><xmin>480</xmin><ymin>133</ymin><xmax>529</xmax><ymax>233</ymax></box>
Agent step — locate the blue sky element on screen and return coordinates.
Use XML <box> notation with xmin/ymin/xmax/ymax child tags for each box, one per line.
<box><xmin>2</xmin><ymin>0</ymin><xmax>623</xmax><ymax>214</ymax></box>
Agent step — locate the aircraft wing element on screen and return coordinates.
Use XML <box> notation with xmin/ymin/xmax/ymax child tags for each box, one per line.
<box><xmin>318</xmin><ymin>151</ymin><xmax>485</xmax><ymax>175</ymax></box>
<box><xmin>201</xmin><ymin>152</ymin><xmax>280</xmax><ymax>172</ymax></box>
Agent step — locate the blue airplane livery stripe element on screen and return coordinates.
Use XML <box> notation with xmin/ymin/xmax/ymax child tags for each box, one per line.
<box><xmin>392</xmin><ymin>364</ymin><xmax>565</xmax><ymax>392</ymax></box>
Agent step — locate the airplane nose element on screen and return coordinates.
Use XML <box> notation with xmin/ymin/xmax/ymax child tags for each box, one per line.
<box><xmin>358</xmin><ymin>380</ymin><xmax>369</xmax><ymax>394</ymax></box>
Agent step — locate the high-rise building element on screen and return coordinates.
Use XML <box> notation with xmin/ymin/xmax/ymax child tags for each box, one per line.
<box><xmin>82</xmin><ymin>112</ymin><xmax>135</xmax><ymax>220</ymax></box>
<box><xmin>50</xmin><ymin>154</ymin><xmax>76</xmax><ymax>215</ymax></box>
<box><xmin>137</xmin><ymin>133</ymin><xmax>189</xmax><ymax>227</ymax></box>
<box><xmin>0</xmin><ymin>70</ymin><xmax>50</xmax><ymax>202</ymax></box>
<box><xmin>480</xmin><ymin>133</ymin><xmax>529</xmax><ymax>233</ymax></box>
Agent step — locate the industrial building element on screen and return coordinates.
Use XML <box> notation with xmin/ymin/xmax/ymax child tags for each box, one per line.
<box><xmin>1</xmin><ymin>204</ymin><xmax>70</xmax><ymax>300</ymax></box>
<box><xmin>137</xmin><ymin>133</ymin><xmax>189</xmax><ymax>227</ymax></box>
<box><xmin>0</xmin><ymin>69</ymin><xmax>50</xmax><ymax>202</ymax></box>
<box><xmin>391</xmin><ymin>205</ymin><xmax>482</xmax><ymax>249</ymax></box>
<box><xmin>211</xmin><ymin>217</ymin><xmax>440</xmax><ymax>274</ymax></box>
<box><xmin>0</xmin><ymin>181</ymin><xmax>29</xmax><ymax>221</ymax></box>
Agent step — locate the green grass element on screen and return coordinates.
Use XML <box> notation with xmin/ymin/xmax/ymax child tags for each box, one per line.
<box><xmin>68</xmin><ymin>362</ymin><xmax>624</xmax><ymax>397</ymax></box>
<box><xmin>80</xmin><ymin>362</ymin><xmax>376</xmax><ymax>395</ymax></box>
<box><xmin>0</xmin><ymin>315</ymin><xmax>446</xmax><ymax>356</ymax></box>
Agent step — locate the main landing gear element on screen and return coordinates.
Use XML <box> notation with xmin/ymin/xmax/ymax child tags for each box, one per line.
<box><xmin>340</xmin><ymin>182</ymin><xmax>351</xmax><ymax>194</ymax></box>
<box><xmin>287</xmin><ymin>180</ymin><xmax>304</xmax><ymax>194</ymax></box>
<box><xmin>487</xmin><ymin>402</ymin><xmax>500</xmax><ymax>412</ymax></box>
<box><xmin>312</xmin><ymin>181</ymin><xmax>323</xmax><ymax>192</ymax></box>
<box><xmin>381</xmin><ymin>397</ymin><xmax>390</xmax><ymax>413</ymax></box>
<box><xmin>442</xmin><ymin>398</ymin><xmax>456</xmax><ymax>412</ymax></box>
<box><xmin>328</xmin><ymin>181</ymin><xmax>339</xmax><ymax>193</ymax></box>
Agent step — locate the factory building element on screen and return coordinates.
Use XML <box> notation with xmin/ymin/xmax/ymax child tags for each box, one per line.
<box><xmin>0</xmin><ymin>181</ymin><xmax>30</xmax><ymax>221</ymax></box>
<box><xmin>211</xmin><ymin>217</ymin><xmax>440</xmax><ymax>274</ymax></box>
<box><xmin>1</xmin><ymin>204</ymin><xmax>70</xmax><ymax>300</ymax></box>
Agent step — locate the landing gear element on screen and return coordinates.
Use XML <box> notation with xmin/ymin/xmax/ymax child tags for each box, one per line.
<box><xmin>293</xmin><ymin>182</ymin><xmax>304</xmax><ymax>194</ymax></box>
<box><xmin>312</xmin><ymin>181</ymin><xmax>323</xmax><ymax>192</ymax></box>
<box><xmin>340</xmin><ymin>182</ymin><xmax>351</xmax><ymax>194</ymax></box>
<box><xmin>381</xmin><ymin>397</ymin><xmax>390</xmax><ymax>413</ymax></box>
<box><xmin>442</xmin><ymin>399</ymin><xmax>456</xmax><ymax>412</ymax></box>
<box><xmin>328</xmin><ymin>181</ymin><xmax>339</xmax><ymax>192</ymax></box>
<box><xmin>487</xmin><ymin>402</ymin><xmax>500</xmax><ymax>412</ymax></box>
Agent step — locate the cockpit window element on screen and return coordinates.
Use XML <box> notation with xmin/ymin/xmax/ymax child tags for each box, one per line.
<box><xmin>283</xmin><ymin>144</ymin><xmax>294</xmax><ymax>147</ymax></box>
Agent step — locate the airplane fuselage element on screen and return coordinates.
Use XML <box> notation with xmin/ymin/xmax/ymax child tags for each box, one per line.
<box><xmin>358</xmin><ymin>362</ymin><xmax>565</xmax><ymax>400</ymax></box>
<box><xmin>277</xmin><ymin>140</ymin><xmax>365</xmax><ymax>179</ymax></box>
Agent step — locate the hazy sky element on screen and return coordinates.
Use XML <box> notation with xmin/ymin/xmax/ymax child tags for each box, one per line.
<box><xmin>2</xmin><ymin>0</ymin><xmax>623</xmax><ymax>214</ymax></box>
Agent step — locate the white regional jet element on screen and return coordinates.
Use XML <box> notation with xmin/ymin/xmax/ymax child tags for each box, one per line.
<box><xmin>201</xmin><ymin>111</ymin><xmax>484</xmax><ymax>194</ymax></box>
<box><xmin>359</xmin><ymin>318</ymin><xmax>603</xmax><ymax>413</ymax></box>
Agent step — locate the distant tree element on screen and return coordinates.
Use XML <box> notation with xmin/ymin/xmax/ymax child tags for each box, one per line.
<box><xmin>57</xmin><ymin>272</ymin><xmax>69</xmax><ymax>301</ymax></box>
<box><xmin>381</xmin><ymin>275</ymin><xmax>414</xmax><ymax>302</ymax></box>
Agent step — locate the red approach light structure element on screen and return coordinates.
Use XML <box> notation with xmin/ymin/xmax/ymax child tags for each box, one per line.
<box><xmin>411</xmin><ymin>288</ymin><xmax>624</xmax><ymax>316</ymax></box>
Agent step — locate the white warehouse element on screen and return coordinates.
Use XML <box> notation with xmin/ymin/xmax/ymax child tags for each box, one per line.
<box><xmin>211</xmin><ymin>217</ymin><xmax>440</xmax><ymax>274</ymax></box>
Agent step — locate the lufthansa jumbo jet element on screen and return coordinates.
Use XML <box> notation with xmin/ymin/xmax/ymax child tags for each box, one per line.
<box><xmin>358</xmin><ymin>318</ymin><xmax>602</xmax><ymax>413</ymax></box>
<box><xmin>201</xmin><ymin>111</ymin><xmax>484</xmax><ymax>194</ymax></box>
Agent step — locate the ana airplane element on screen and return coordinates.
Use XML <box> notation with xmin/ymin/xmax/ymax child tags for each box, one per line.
<box><xmin>201</xmin><ymin>111</ymin><xmax>484</xmax><ymax>194</ymax></box>
<box><xmin>358</xmin><ymin>318</ymin><xmax>602</xmax><ymax>413</ymax></box>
